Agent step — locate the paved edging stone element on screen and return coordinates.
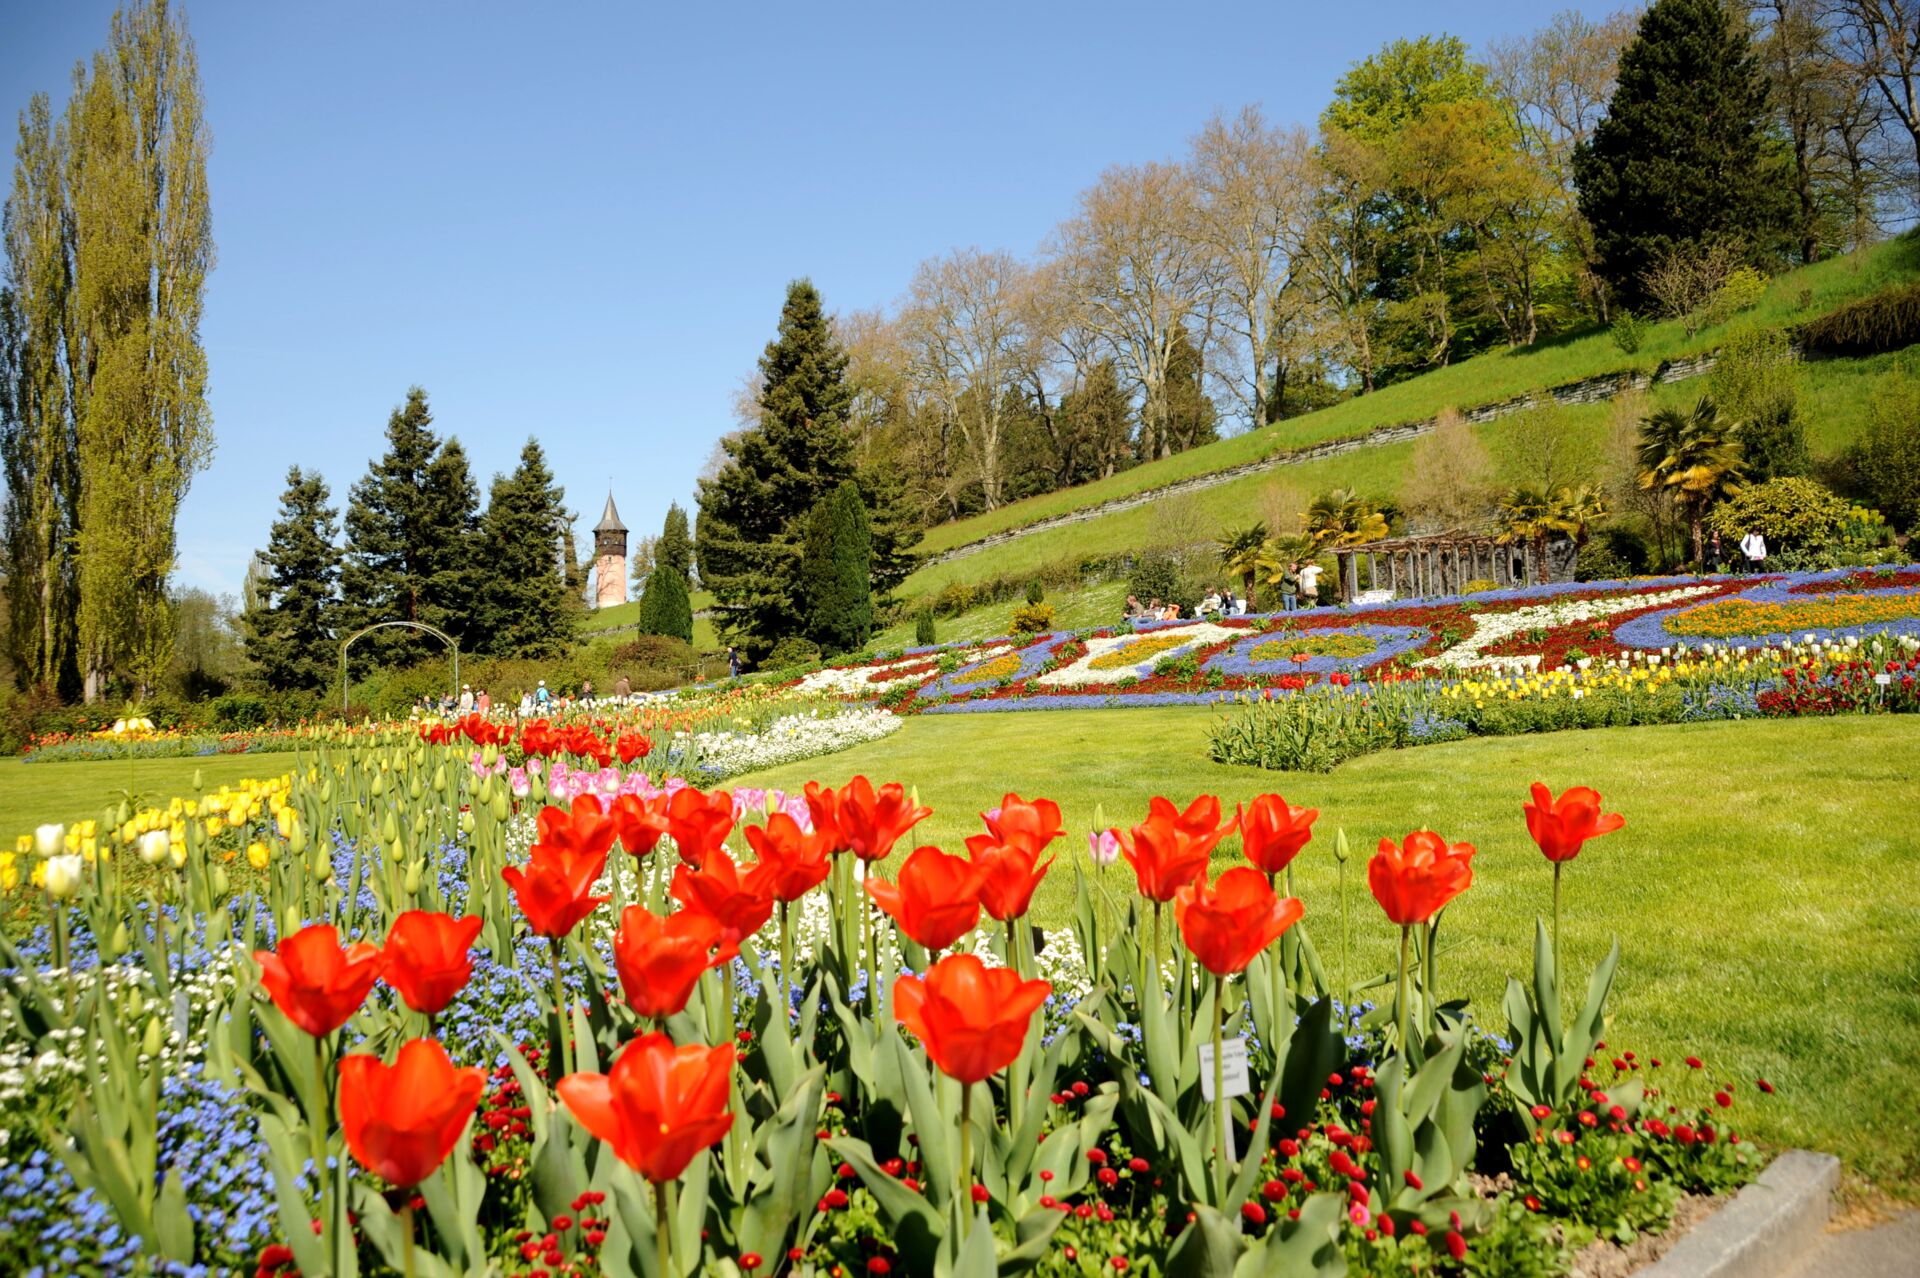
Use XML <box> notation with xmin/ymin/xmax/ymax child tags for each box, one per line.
<box><xmin>1638</xmin><ymin>1150</ymin><xmax>1840</xmax><ymax>1278</ymax></box>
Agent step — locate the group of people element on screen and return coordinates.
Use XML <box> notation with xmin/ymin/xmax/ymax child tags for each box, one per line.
<box><xmin>410</xmin><ymin>673</ymin><xmax>653</xmax><ymax>721</ymax></box>
<box><xmin>1122</xmin><ymin>559</ymin><xmax>1325</xmax><ymax>624</ymax></box>
<box><xmin>1706</xmin><ymin>530</ymin><xmax>1770</xmax><ymax>574</ymax></box>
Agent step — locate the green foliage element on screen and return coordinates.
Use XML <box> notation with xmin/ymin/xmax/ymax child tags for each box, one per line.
<box><xmin>1797</xmin><ymin>278</ymin><xmax>1920</xmax><ymax>355</ymax></box>
<box><xmin>1504</xmin><ymin>924</ymin><xmax>1635</xmax><ymax>1134</ymax></box>
<box><xmin>471</xmin><ymin>439</ymin><xmax>575</xmax><ymax>659</ymax></box>
<box><xmin>1710</xmin><ymin>326</ymin><xmax>1806</xmax><ymax>480</ymax></box>
<box><xmin>634</xmin><ymin>564</ymin><xmax>694</xmax><ymax>644</ymax></box>
<box><xmin>764</xmin><ymin>635</ymin><xmax>822</xmax><ymax>672</ymax></box>
<box><xmin>1847</xmin><ymin>371</ymin><xmax>1920</xmax><ymax>530</ymax></box>
<box><xmin>1709</xmin><ymin>267</ymin><xmax>1768</xmax><ymax>325</ymax></box>
<box><xmin>914</xmin><ymin>607</ymin><xmax>936</xmax><ymax>646</ymax></box>
<box><xmin>656</xmin><ymin>502</ymin><xmax>693</xmax><ymax>581</ymax></box>
<box><xmin>1024</xmin><ymin>578</ymin><xmax>1044</xmax><ymax>605</ymax></box>
<box><xmin>1575</xmin><ymin>528</ymin><xmax>1650</xmax><ymax>581</ymax></box>
<box><xmin>243</xmin><ymin>467</ymin><xmax>341</xmax><ymax>694</ymax></box>
<box><xmin>1007</xmin><ymin>603</ymin><xmax>1054</xmax><ymax>636</ymax></box>
<box><xmin>1609</xmin><ymin>311</ymin><xmax>1647</xmax><ymax>355</ymax></box>
<box><xmin>1704</xmin><ymin>476</ymin><xmax>1850</xmax><ymax>549</ymax></box>
<box><xmin>1128</xmin><ymin>550</ymin><xmax>1186</xmax><ymax>610</ymax></box>
<box><xmin>1573</xmin><ymin>0</ymin><xmax>1792</xmax><ymax>309</ymax></box>
<box><xmin>800</xmin><ymin>480</ymin><xmax>873</xmax><ymax>656</ymax></box>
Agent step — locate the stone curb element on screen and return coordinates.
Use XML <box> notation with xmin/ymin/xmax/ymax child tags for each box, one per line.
<box><xmin>1638</xmin><ymin>1150</ymin><xmax>1840</xmax><ymax>1278</ymax></box>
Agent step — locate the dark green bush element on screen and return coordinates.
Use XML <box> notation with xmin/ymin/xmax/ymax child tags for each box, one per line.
<box><xmin>914</xmin><ymin>608</ymin><xmax>936</xmax><ymax>646</ymax></box>
<box><xmin>210</xmin><ymin>693</ymin><xmax>270</xmax><ymax>730</ymax></box>
<box><xmin>764</xmin><ymin>636</ymin><xmax>822</xmax><ymax>671</ymax></box>
<box><xmin>611</xmin><ymin>634</ymin><xmax>697</xmax><ymax>670</ymax></box>
<box><xmin>1796</xmin><ymin>279</ymin><xmax>1920</xmax><ymax>355</ymax></box>
<box><xmin>1025</xmin><ymin>578</ymin><xmax>1045</xmax><ymax>605</ymax></box>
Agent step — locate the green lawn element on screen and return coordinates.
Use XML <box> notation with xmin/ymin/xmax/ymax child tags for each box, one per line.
<box><xmin>908</xmin><ymin>236</ymin><xmax>1920</xmax><ymax>562</ymax></box>
<box><xmin>736</xmin><ymin>709</ymin><xmax>1920</xmax><ymax>1193</ymax></box>
<box><xmin>0</xmin><ymin>753</ymin><xmax>294</xmax><ymax>837</ymax></box>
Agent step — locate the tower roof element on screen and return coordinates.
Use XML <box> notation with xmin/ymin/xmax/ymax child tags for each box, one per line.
<box><xmin>593</xmin><ymin>491</ymin><xmax>626</xmax><ymax>535</ymax></box>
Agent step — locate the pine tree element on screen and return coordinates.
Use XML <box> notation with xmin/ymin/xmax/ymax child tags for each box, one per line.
<box><xmin>696</xmin><ymin>280</ymin><xmax>859</xmax><ymax>659</ymax></box>
<box><xmin>244</xmin><ymin>467</ymin><xmax>341</xmax><ymax>693</ymax></box>
<box><xmin>635</xmin><ymin>504</ymin><xmax>694</xmax><ymax>643</ymax></box>
<box><xmin>1573</xmin><ymin>0</ymin><xmax>1793</xmax><ymax>309</ymax></box>
<box><xmin>854</xmin><ymin>464</ymin><xmax>921</xmax><ymax>601</ymax></box>
<box><xmin>800</xmin><ymin>480</ymin><xmax>872</xmax><ymax>655</ymax></box>
<box><xmin>474</xmin><ymin>439</ymin><xmax>575</xmax><ymax>659</ymax></box>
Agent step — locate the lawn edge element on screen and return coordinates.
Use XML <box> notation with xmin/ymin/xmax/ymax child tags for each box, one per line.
<box><xmin>1641</xmin><ymin>1150</ymin><xmax>1839</xmax><ymax>1278</ymax></box>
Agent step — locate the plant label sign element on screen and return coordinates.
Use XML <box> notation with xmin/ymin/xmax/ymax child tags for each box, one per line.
<box><xmin>1875</xmin><ymin>673</ymin><xmax>1893</xmax><ymax>686</ymax></box>
<box><xmin>1197</xmin><ymin>1037</ymin><xmax>1251</xmax><ymax>1101</ymax></box>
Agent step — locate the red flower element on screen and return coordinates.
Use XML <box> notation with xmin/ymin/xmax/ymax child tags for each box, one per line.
<box><xmin>1522</xmin><ymin>783</ymin><xmax>1625</xmax><ymax>864</ymax></box>
<box><xmin>338</xmin><ymin>1038</ymin><xmax>485</xmax><ymax>1187</ymax></box>
<box><xmin>609</xmin><ymin>792</ymin><xmax>669</xmax><ymax>858</ymax></box>
<box><xmin>534</xmin><ymin>794</ymin><xmax>617</xmax><ymax>861</ymax></box>
<box><xmin>665</xmin><ymin>786</ymin><xmax>736</xmax><ymax>868</ymax></box>
<box><xmin>836</xmin><ymin>776</ymin><xmax>932</xmax><ymax>863</ymax></box>
<box><xmin>612</xmin><ymin>905</ymin><xmax>732</xmax><ymax>1020</ymax></box>
<box><xmin>616</xmin><ymin>733</ymin><xmax>653</xmax><ymax>764</ymax></box>
<box><xmin>670</xmin><ymin>846</ymin><xmax>774</xmax><ymax>943</ymax></box>
<box><xmin>744</xmin><ymin>812</ymin><xmax>832</xmax><ymax>902</ymax></box>
<box><xmin>557</xmin><ymin>1032</ymin><xmax>735</xmax><ymax>1183</ymax></box>
<box><xmin>1237</xmin><ymin>794</ymin><xmax>1318</xmax><ymax>877</ymax></box>
<box><xmin>382</xmin><ymin>911</ymin><xmax>483</xmax><ymax>1015</ymax></box>
<box><xmin>1174</xmin><ymin>867</ymin><xmax>1305</xmax><ymax>976</ymax></box>
<box><xmin>864</xmin><ymin>845</ymin><xmax>983</xmax><ymax>952</ymax></box>
<box><xmin>503</xmin><ymin>843</ymin><xmax>610</xmax><ymax>938</ymax></box>
<box><xmin>893</xmin><ymin>953</ymin><xmax>1051</xmax><ymax>1084</ymax></box>
<box><xmin>980</xmin><ymin>793</ymin><xmax>1064</xmax><ymax>858</ymax></box>
<box><xmin>1113</xmin><ymin>796</ymin><xmax>1237</xmax><ymax>902</ymax></box>
<box><xmin>803</xmin><ymin>781</ymin><xmax>843</xmax><ymax>853</ymax></box>
<box><xmin>254</xmin><ymin>923</ymin><xmax>386</xmax><ymax>1037</ymax></box>
<box><xmin>963</xmin><ymin>835</ymin><xmax>1054</xmax><ymax>922</ymax></box>
<box><xmin>1368</xmin><ymin>831</ymin><xmax>1475</xmax><ymax>926</ymax></box>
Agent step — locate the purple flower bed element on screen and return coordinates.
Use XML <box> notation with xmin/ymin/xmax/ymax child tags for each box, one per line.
<box><xmin>1613</xmin><ymin>570</ymin><xmax>1920</xmax><ymax>649</ymax></box>
<box><xmin>913</xmin><ymin>632</ymin><xmax>1070</xmax><ymax>702</ymax></box>
<box><xmin>1200</xmin><ymin>624</ymin><xmax>1428</xmax><ymax>677</ymax></box>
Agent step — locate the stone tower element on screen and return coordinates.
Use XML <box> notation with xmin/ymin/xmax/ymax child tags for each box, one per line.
<box><xmin>593</xmin><ymin>492</ymin><xmax>627</xmax><ymax>609</ymax></box>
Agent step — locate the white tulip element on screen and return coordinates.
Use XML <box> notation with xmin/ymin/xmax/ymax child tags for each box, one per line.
<box><xmin>34</xmin><ymin>824</ymin><xmax>64</xmax><ymax>857</ymax></box>
<box><xmin>44</xmin><ymin>854</ymin><xmax>84</xmax><ymax>900</ymax></box>
<box><xmin>137</xmin><ymin>830</ymin><xmax>170</xmax><ymax>865</ymax></box>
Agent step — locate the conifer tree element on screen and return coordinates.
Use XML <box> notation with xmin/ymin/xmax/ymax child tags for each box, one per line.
<box><xmin>244</xmin><ymin>467</ymin><xmax>341</xmax><ymax>693</ymax></box>
<box><xmin>696</xmin><ymin>280</ymin><xmax>859</xmax><ymax>659</ymax></box>
<box><xmin>1573</xmin><ymin>0</ymin><xmax>1793</xmax><ymax>309</ymax></box>
<box><xmin>474</xmin><ymin>439</ymin><xmax>574</xmax><ymax>659</ymax></box>
<box><xmin>656</xmin><ymin>503</ymin><xmax>693</xmax><ymax>582</ymax></box>
<box><xmin>800</xmin><ymin>480</ymin><xmax>872</xmax><ymax>655</ymax></box>
<box><xmin>635</xmin><ymin>503</ymin><xmax>694</xmax><ymax>643</ymax></box>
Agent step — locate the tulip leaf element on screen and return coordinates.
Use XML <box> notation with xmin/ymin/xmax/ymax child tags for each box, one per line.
<box><xmin>1235</xmin><ymin>1190</ymin><xmax>1347</xmax><ymax>1278</ymax></box>
<box><xmin>825</xmin><ymin>1135</ymin><xmax>944</xmax><ymax>1273</ymax></box>
<box><xmin>947</xmin><ymin>1209</ymin><xmax>999</xmax><ymax>1278</ymax></box>
<box><xmin>154</xmin><ymin>1166</ymin><xmax>194</xmax><ymax>1262</ymax></box>
<box><xmin>1166</xmin><ymin>1202</ymin><xmax>1242</xmax><ymax>1278</ymax></box>
<box><xmin>257</xmin><ymin>1111</ymin><xmax>330</xmax><ymax>1278</ymax></box>
<box><xmin>889</xmin><ymin>1029</ymin><xmax>954</xmax><ymax>1209</ymax></box>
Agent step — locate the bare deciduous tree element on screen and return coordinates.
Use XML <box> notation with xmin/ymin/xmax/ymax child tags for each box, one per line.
<box><xmin>1403</xmin><ymin>408</ymin><xmax>1497</xmax><ymax>531</ymax></box>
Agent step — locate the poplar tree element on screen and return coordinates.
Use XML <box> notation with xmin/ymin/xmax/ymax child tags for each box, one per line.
<box><xmin>635</xmin><ymin>503</ymin><xmax>693</xmax><ymax>643</ymax></box>
<box><xmin>244</xmin><ymin>466</ymin><xmax>341</xmax><ymax>693</ymax></box>
<box><xmin>800</xmin><ymin>479</ymin><xmax>872</xmax><ymax>655</ymax></box>
<box><xmin>473</xmin><ymin>439</ymin><xmax>574</xmax><ymax>658</ymax></box>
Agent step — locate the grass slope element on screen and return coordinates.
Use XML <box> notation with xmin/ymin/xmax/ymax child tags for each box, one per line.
<box><xmin>736</xmin><ymin>709</ymin><xmax>1920</xmax><ymax>1192</ymax></box>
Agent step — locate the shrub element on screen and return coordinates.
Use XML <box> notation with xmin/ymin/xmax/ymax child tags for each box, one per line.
<box><xmin>933</xmin><ymin>582</ymin><xmax>978</xmax><ymax>617</ymax></box>
<box><xmin>1575</xmin><ymin>528</ymin><xmax>1649</xmax><ymax>582</ymax></box>
<box><xmin>1847</xmin><ymin>372</ymin><xmax>1920</xmax><ymax>531</ymax></box>
<box><xmin>1609</xmin><ymin>310</ymin><xmax>1646</xmax><ymax>355</ymax></box>
<box><xmin>1705</xmin><ymin>476</ymin><xmax>1851</xmax><ymax>551</ymax></box>
<box><xmin>209</xmin><ymin>694</ymin><xmax>269</xmax><ymax>731</ymax></box>
<box><xmin>1025</xmin><ymin>578</ymin><xmax>1045</xmax><ymax>605</ymax></box>
<box><xmin>914</xmin><ymin>607</ymin><xmax>936</xmax><ymax>646</ymax></box>
<box><xmin>1707</xmin><ymin>266</ymin><xmax>1768</xmax><ymax>326</ymax></box>
<box><xmin>1009</xmin><ymin>602</ymin><xmax>1055</xmax><ymax>635</ymax></box>
<box><xmin>1462</xmin><ymin>578</ymin><xmax>1499</xmax><ymax>594</ymax></box>
<box><xmin>1796</xmin><ymin>279</ymin><xmax>1920</xmax><ymax>355</ymax></box>
<box><xmin>764</xmin><ymin>636</ymin><xmax>822</xmax><ymax>671</ymax></box>
<box><xmin>1128</xmin><ymin>550</ymin><xmax>1186</xmax><ymax>611</ymax></box>
<box><xmin>611</xmin><ymin>634</ymin><xmax>696</xmax><ymax>670</ymax></box>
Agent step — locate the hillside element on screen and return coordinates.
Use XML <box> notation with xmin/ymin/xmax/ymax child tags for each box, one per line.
<box><xmin>899</xmin><ymin>236</ymin><xmax>1920</xmax><ymax>597</ymax></box>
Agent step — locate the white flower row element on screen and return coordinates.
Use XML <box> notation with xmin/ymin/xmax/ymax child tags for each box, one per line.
<box><xmin>793</xmin><ymin>646</ymin><xmax>1012</xmax><ymax>698</ymax></box>
<box><xmin>1036</xmin><ymin>624</ymin><xmax>1242</xmax><ymax>687</ymax></box>
<box><xmin>1418</xmin><ymin>585</ymin><xmax>1722</xmax><ymax>672</ymax></box>
<box><xmin>683</xmin><ymin>708</ymin><xmax>904</xmax><ymax>778</ymax></box>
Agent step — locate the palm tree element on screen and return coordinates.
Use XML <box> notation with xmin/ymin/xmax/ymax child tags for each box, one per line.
<box><xmin>1496</xmin><ymin>486</ymin><xmax>1559</xmax><ymax>583</ymax></box>
<box><xmin>1215</xmin><ymin>522</ymin><xmax>1269</xmax><ymax>607</ymax></box>
<box><xmin>1304</xmin><ymin>488</ymin><xmax>1389</xmax><ymax>550</ymax></box>
<box><xmin>1637</xmin><ymin>397</ymin><xmax>1744</xmax><ymax>566</ymax></box>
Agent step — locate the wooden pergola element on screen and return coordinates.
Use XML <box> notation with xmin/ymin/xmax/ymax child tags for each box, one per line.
<box><xmin>1330</xmin><ymin>531</ymin><xmax>1554</xmax><ymax>602</ymax></box>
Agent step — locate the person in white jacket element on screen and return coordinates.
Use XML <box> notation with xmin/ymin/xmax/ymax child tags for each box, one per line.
<box><xmin>1738</xmin><ymin>530</ymin><xmax>1767</xmax><ymax>571</ymax></box>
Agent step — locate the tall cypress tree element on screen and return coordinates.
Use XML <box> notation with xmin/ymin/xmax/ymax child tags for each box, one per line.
<box><xmin>421</xmin><ymin>437</ymin><xmax>482</xmax><ymax>641</ymax></box>
<box><xmin>696</xmin><ymin>280</ymin><xmax>858</xmax><ymax>659</ymax></box>
<box><xmin>800</xmin><ymin>480</ymin><xmax>872</xmax><ymax>655</ymax></box>
<box><xmin>1573</xmin><ymin>0</ymin><xmax>1792</xmax><ymax>309</ymax></box>
<box><xmin>635</xmin><ymin>503</ymin><xmax>694</xmax><ymax>643</ymax></box>
<box><xmin>244</xmin><ymin>467</ymin><xmax>341</xmax><ymax>693</ymax></box>
<box><xmin>474</xmin><ymin>439</ymin><xmax>574</xmax><ymax>659</ymax></box>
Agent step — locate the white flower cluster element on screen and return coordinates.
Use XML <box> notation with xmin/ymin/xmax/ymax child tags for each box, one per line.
<box><xmin>1418</xmin><ymin>585</ymin><xmax>1721</xmax><ymax>672</ymax></box>
<box><xmin>792</xmin><ymin>646</ymin><xmax>1012</xmax><ymax>698</ymax></box>
<box><xmin>681</xmin><ymin>708</ymin><xmax>904</xmax><ymax>779</ymax></box>
<box><xmin>1036</xmin><ymin>624</ymin><xmax>1242</xmax><ymax>687</ymax></box>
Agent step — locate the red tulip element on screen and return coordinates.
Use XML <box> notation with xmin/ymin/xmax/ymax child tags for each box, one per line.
<box><xmin>963</xmin><ymin>835</ymin><xmax>1053</xmax><ymax>922</ymax></box>
<box><xmin>665</xmin><ymin>786</ymin><xmax>736</xmax><ymax>868</ymax></box>
<box><xmin>804</xmin><ymin>781</ymin><xmax>843</xmax><ymax>853</ymax></box>
<box><xmin>1238</xmin><ymin>794</ymin><xmax>1318</xmax><ymax>877</ymax></box>
<box><xmin>893</xmin><ymin>953</ymin><xmax>1051</xmax><ymax>1085</ymax></box>
<box><xmin>1368</xmin><ymin>831</ymin><xmax>1476</xmax><ymax>926</ymax></box>
<box><xmin>1113</xmin><ymin>795</ymin><xmax>1237</xmax><ymax>902</ymax></box>
<box><xmin>557</xmin><ymin>1032</ymin><xmax>735</xmax><ymax>1183</ymax></box>
<box><xmin>503</xmin><ymin>843</ymin><xmax>610</xmax><ymax>938</ymax></box>
<box><xmin>612</xmin><ymin>905</ymin><xmax>732</xmax><ymax>1021</ymax></box>
<box><xmin>1174</xmin><ymin>867</ymin><xmax>1304</xmax><ymax>976</ymax></box>
<box><xmin>610</xmin><ymin>792</ymin><xmax>670</xmax><ymax>858</ymax></box>
<box><xmin>836</xmin><ymin>776</ymin><xmax>931</xmax><ymax>862</ymax></box>
<box><xmin>744</xmin><ymin>812</ymin><xmax>832</xmax><ymax>902</ymax></box>
<box><xmin>669</xmin><ymin>846</ymin><xmax>774</xmax><ymax>944</ymax></box>
<box><xmin>864</xmin><ymin>846</ymin><xmax>983</xmax><ymax>952</ymax></box>
<box><xmin>981</xmin><ymin>793</ymin><xmax>1064</xmax><ymax>858</ymax></box>
<box><xmin>383</xmin><ymin>911</ymin><xmax>483</xmax><ymax>1015</ymax></box>
<box><xmin>338</xmin><ymin>1038</ymin><xmax>485</xmax><ymax>1187</ymax></box>
<box><xmin>534</xmin><ymin>794</ymin><xmax>617</xmax><ymax>860</ymax></box>
<box><xmin>616</xmin><ymin>733</ymin><xmax>653</xmax><ymax>764</ymax></box>
<box><xmin>254</xmin><ymin>923</ymin><xmax>386</xmax><ymax>1037</ymax></box>
<box><xmin>1523</xmin><ymin>783</ymin><xmax>1625</xmax><ymax>864</ymax></box>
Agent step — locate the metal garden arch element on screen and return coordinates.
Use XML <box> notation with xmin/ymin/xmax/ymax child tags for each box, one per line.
<box><xmin>339</xmin><ymin>621</ymin><xmax>460</xmax><ymax>711</ymax></box>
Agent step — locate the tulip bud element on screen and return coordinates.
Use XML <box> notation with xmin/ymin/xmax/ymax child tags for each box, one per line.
<box><xmin>432</xmin><ymin>763</ymin><xmax>447</xmax><ymax>791</ymax></box>
<box><xmin>409</xmin><ymin>776</ymin><xmax>424</xmax><ymax>801</ymax></box>
<box><xmin>210</xmin><ymin>865</ymin><xmax>229</xmax><ymax>899</ymax></box>
<box><xmin>43</xmin><ymin>854</ymin><xmax>84</xmax><ymax>900</ymax></box>
<box><xmin>192</xmin><ymin>768</ymin><xmax>203</xmax><ymax>794</ymax></box>
<box><xmin>138</xmin><ymin>829</ymin><xmax>170</xmax><ymax>865</ymax></box>
<box><xmin>127</xmin><ymin>985</ymin><xmax>144</xmax><ymax>1017</ymax></box>
<box><xmin>33</xmin><ymin>823</ymin><xmax>64</xmax><ymax>857</ymax></box>
<box><xmin>481</xmin><ymin>743</ymin><xmax>499</xmax><ymax>768</ymax></box>
<box><xmin>143</xmin><ymin>1016</ymin><xmax>164</xmax><ymax>1059</ymax></box>
<box><xmin>313</xmin><ymin>848</ymin><xmax>333</xmax><ymax>882</ymax></box>
<box><xmin>282</xmin><ymin>904</ymin><xmax>304</xmax><ymax>939</ymax></box>
<box><xmin>1333</xmin><ymin>827</ymin><xmax>1350</xmax><ymax>864</ymax></box>
<box><xmin>371</xmin><ymin>773</ymin><xmax>387</xmax><ymax>797</ymax></box>
<box><xmin>116</xmin><ymin>799</ymin><xmax>130</xmax><ymax>827</ymax></box>
<box><xmin>460</xmin><ymin>810</ymin><xmax>476</xmax><ymax>836</ymax></box>
<box><xmin>382</xmin><ymin>812</ymin><xmax>399</xmax><ymax>846</ymax></box>
<box><xmin>1093</xmin><ymin>802</ymin><xmax>1106</xmax><ymax>836</ymax></box>
<box><xmin>109</xmin><ymin>921</ymin><xmax>128</xmax><ymax>959</ymax></box>
<box><xmin>491</xmin><ymin>793</ymin><xmax>509</xmax><ymax>823</ymax></box>
<box><xmin>476</xmin><ymin>774</ymin><xmax>495</xmax><ymax>805</ymax></box>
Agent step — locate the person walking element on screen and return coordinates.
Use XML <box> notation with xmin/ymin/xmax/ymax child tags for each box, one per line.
<box><xmin>727</xmin><ymin>645</ymin><xmax>742</xmax><ymax>679</ymax></box>
<box><xmin>613</xmin><ymin>673</ymin><xmax>631</xmax><ymax>699</ymax></box>
<box><xmin>534</xmin><ymin>680</ymin><xmax>551</xmax><ymax>710</ymax></box>
<box><xmin>1707</xmin><ymin>531</ymin><xmax>1724</xmax><ymax>574</ymax></box>
<box><xmin>476</xmin><ymin>688</ymin><xmax>490</xmax><ymax>715</ymax></box>
<box><xmin>1738</xmin><ymin>529</ymin><xmax>1768</xmax><ymax>573</ymax></box>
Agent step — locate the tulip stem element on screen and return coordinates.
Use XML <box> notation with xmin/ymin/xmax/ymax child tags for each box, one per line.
<box><xmin>779</xmin><ymin>899</ymin><xmax>793</xmax><ymax>1021</ymax></box>
<box><xmin>959</xmin><ymin>1080</ymin><xmax>974</xmax><ymax>1211</ymax></box>
<box><xmin>1395</xmin><ymin>925</ymin><xmax>1411</xmax><ymax>1059</ymax></box>
<box><xmin>400</xmin><ymin>1202</ymin><xmax>417</xmax><ymax>1278</ymax></box>
<box><xmin>310</xmin><ymin>1033</ymin><xmax>327</xmax><ymax>1171</ymax></box>
<box><xmin>549</xmin><ymin>939</ymin><xmax>573</xmax><ymax>1080</ymax></box>
<box><xmin>1338</xmin><ymin>858</ymin><xmax>1349</xmax><ymax>1004</ymax></box>
<box><xmin>655</xmin><ymin>1178</ymin><xmax>671</xmax><ymax>1278</ymax></box>
<box><xmin>1552</xmin><ymin>860</ymin><xmax>1564</xmax><ymax>1020</ymax></box>
<box><xmin>1212</xmin><ymin>973</ymin><xmax>1229</xmax><ymax>1203</ymax></box>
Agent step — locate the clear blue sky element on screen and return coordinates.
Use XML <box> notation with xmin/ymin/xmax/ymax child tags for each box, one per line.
<box><xmin>2</xmin><ymin>0</ymin><xmax>1615</xmax><ymax>599</ymax></box>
